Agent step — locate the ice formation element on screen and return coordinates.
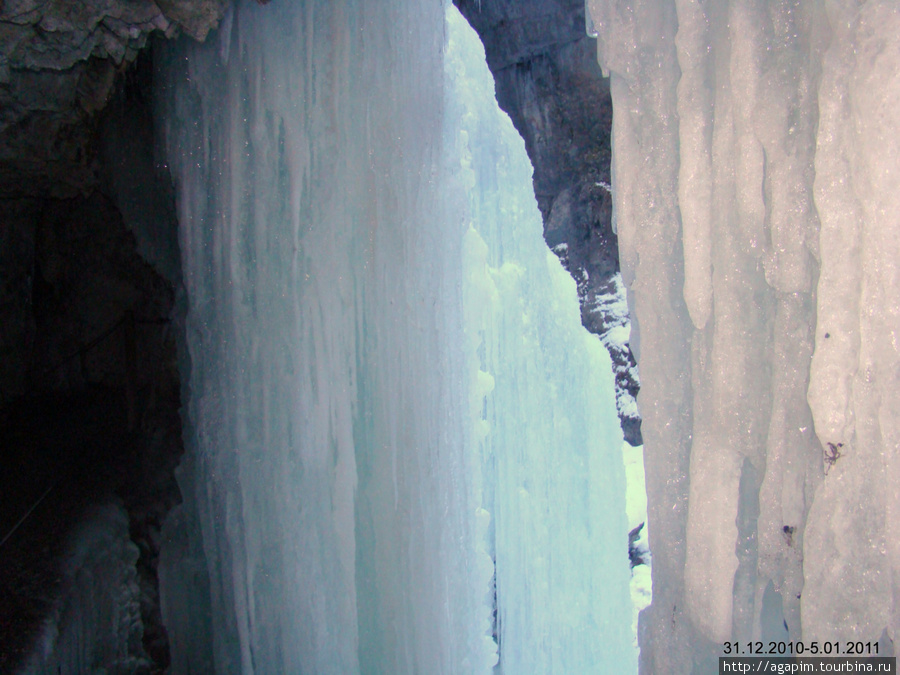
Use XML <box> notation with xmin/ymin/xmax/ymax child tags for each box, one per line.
<box><xmin>587</xmin><ymin>0</ymin><xmax>900</xmax><ymax>671</ymax></box>
<box><xmin>155</xmin><ymin>2</ymin><xmax>633</xmax><ymax>673</ymax></box>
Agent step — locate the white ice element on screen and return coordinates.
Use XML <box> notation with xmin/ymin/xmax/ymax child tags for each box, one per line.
<box><xmin>588</xmin><ymin>0</ymin><xmax>900</xmax><ymax>671</ymax></box>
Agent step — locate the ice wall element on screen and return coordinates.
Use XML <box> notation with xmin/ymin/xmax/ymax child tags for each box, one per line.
<box><xmin>586</xmin><ymin>0</ymin><xmax>900</xmax><ymax>671</ymax></box>
<box><xmin>155</xmin><ymin>1</ymin><xmax>633</xmax><ymax>673</ymax></box>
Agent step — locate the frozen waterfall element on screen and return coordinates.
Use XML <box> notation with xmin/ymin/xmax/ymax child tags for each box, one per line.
<box><xmin>588</xmin><ymin>0</ymin><xmax>900</xmax><ymax>672</ymax></box>
<box><xmin>155</xmin><ymin>1</ymin><xmax>634</xmax><ymax>673</ymax></box>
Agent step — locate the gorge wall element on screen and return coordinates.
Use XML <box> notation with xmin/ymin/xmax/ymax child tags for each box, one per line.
<box><xmin>4</xmin><ymin>2</ymin><xmax>894</xmax><ymax>673</ymax></box>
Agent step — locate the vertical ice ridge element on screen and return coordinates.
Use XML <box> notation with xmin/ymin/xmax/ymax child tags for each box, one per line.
<box><xmin>805</xmin><ymin>0</ymin><xmax>900</xmax><ymax>645</ymax></box>
<box><xmin>674</xmin><ymin>0</ymin><xmax>714</xmax><ymax>330</ymax></box>
<box><xmin>588</xmin><ymin>1</ymin><xmax>696</xmax><ymax>671</ymax></box>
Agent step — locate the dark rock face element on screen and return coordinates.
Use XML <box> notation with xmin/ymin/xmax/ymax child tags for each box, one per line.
<box><xmin>0</xmin><ymin>191</ymin><xmax>183</xmax><ymax>670</ymax></box>
<box><xmin>454</xmin><ymin>0</ymin><xmax>641</xmax><ymax>445</ymax></box>
<box><xmin>0</xmin><ymin>43</ymin><xmax>187</xmax><ymax>673</ymax></box>
<box><xmin>0</xmin><ymin>0</ymin><xmax>226</xmax><ymax>197</ymax></box>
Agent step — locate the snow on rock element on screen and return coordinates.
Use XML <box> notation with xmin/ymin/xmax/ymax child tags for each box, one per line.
<box><xmin>453</xmin><ymin>0</ymin><xmax>643</xmax><ymax>448</ymax></box>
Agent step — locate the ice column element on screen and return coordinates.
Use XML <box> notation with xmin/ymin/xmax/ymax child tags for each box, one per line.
<box><xmin>156</xmin><ymin>2</ymin><xmax>489</xmax><ymax>671</ymax></box>
<box><xmin>587</xmin><ymin>0</ymin><xmax>900</xmax><ymax>671</ymax></box>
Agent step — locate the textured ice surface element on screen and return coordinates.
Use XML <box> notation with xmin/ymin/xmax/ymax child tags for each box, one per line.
<box><xmin>587</xmin><ymin>0</ymin><xmax>900</xmax><ymax>671</ymax></box>
<box><xmin>156</xmin><ymin>2</ymin><xmax>633</xmax><ymax>673</ymax></box>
